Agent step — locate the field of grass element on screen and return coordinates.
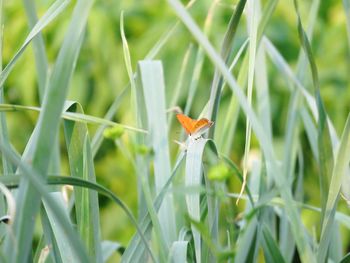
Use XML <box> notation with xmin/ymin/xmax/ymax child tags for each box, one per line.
<box><xmin>0</xmin><ymin>0</ymin><xmax>349</xmax><ymax>262</ymax></box>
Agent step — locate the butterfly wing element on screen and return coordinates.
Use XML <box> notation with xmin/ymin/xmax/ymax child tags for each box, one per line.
<box><xmin>176</xmin><ymin>114</ymin><xmax>196</xmax><ymax>135</ymax></box>
<box><xmin>192</xmin><ymin>118</ymin><xmax>214</xmax><ymax>137</ymax></box>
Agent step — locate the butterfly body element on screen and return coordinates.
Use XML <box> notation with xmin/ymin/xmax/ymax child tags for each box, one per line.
<box><xmin>176</xmin><ymin>113</ymin><xmax>214</xmax><ymax>139</ymax></box>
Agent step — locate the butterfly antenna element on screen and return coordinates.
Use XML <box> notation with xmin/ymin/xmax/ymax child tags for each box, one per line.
<box><xmin>166</xmin><ymin>106</ymin><xmax>183</xmax><ymax>114</ymax></box>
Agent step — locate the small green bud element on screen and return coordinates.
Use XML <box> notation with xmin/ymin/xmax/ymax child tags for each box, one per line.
<box><xmin>103</xmin><ymin>126</ymin><xmax>124</xmax><ymax>140</ymax></box>
<box><xmin>208</xmin><ymin>162</ymin><xmax>231</xmax><ymax>182</ymax></box>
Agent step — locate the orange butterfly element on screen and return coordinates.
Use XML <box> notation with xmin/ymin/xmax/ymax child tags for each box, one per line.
<box><xmin>176</xmin><ymin>113</ymin><xmax>214</xmax><ymax>139</ymax></box>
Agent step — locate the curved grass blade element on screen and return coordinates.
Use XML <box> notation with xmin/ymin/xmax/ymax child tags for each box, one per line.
<box><xmin>0</xmin><ymin>103</ymin><xmax>147</xmax><ymax>134</ymax></box>
<box><xmin>0</xmin><ymin>142</ymin><xmax>89</xmax><ymax>262</ymax></box>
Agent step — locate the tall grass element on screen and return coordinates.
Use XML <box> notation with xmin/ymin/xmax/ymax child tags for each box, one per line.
<box><xmin>0</xmin><ymin>0</ymin><xmax>349</xmax><ymax>262</ymax></box>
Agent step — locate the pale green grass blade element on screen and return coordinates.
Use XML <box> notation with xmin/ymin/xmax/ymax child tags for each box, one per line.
<box><xmin>340</xmin><ymin>252</ymin><xmax>350</xmax><ymax>263</ymax></box>
<box><xmin>343</xmin><ymin>0</ymin><xmax>350</xmax><ymax>49</ymax></box>
<box><xmin>235</xmin><ymin>219</ymin><xmax>258</xmax><ymax>263</ymax></box>
<box><xmin>39</xmin><ymin>211</ymin><xmax>62</xmax><ymax>263</ymax></box>
<box><xmin>0</xmin><ymin>103</ymin><xmax>146</xmax><ymax>134</ymax></box>
<box><xmin>218</xmin><ymin>0</ymin><xmax>277</xmax><ymax>154</ymax></box>
<box><xmin>0</xmin><ymin>0</ymin><xmax>69</xmax><ymax>88</ymax></box>
<box><xmin>138</xmin><ymin>60</ymin><xmax>176</xmax><ymax>246</ymax></box>
<box><xmin>318</xmin><ymin>113</ymin><xmax>350</xmax><ymax>262</ymax></box>
<box><xmin>168</xmin><ymin>241</ymin><xmax>188</xmax><ymax>263</ymax></box>
<box><xmin>0</xmin><ymin>143</ymin><xmax>89</xmax><ymax>262</ymax></box>
<box><xmin>63</xmin><ymin>102</ymin><xmax>102</xmax><ymax>261</ymax></box>
<box><xmin>279</xmin><ymin>91</ymin><xmax>301</xmax><ymax>260</ymax></box>
<box><xmin>218</xmin><ymin>43</ymin><xmax>248</xmax><ymax>154</ymax></box>
<box><xmin>42</xmin><ymin>192</ymin><xmax>78</xmax><ymax>262</ymax></box>
<box><xmin>7</xmin><ymin>0</ymin><xmax>94</xmax><ymax>261</ymax></box>
<box><xmin>239</xmin><ymin>0</ymin><xmax>259</xmax><ymax>204</ymax></box>
<box><xmin>185</xmin><ymin>138</ymin><xmax>218</xmax><ymax>262</ymax></box>
<box><xmin>261</xmin><ymin>224</ymin><xmax>286</xmax><ymax>263</ymax></box>
<box><xmin>167</xmin><ymin>1</ymin><xmax>316</xmax><ymax>261</ymax></box>
<box><xmin>121</xmin><ymin>152</ymin><xmax>185</xmax><ymax>262</ymax></box>
<box><xmin>23</xmin><ymin>0</ymin><xmax>49</xmax><ymax>100</ymax></box>
<box><xmin>295</xmin><ymin>0</ymin><xmax>334</xmax><ymax>224</ymax></box>
<box><xmin>294</xmin><ymin>3</ymin><xmax>341</xmax><ymax>261</ymax></box>
<box><xmin>102</xmin><ymin>241</ymin><xmax>122</xmax><ymax>262</ymax></box>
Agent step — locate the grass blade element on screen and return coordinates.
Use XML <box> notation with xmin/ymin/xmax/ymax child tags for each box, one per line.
<box><xmin>63</xmin><ymin>101</ymin><xmax>102</xmax><ymax>261</ymax></box>
<box><xmin>138</xmin><ymin>60</ymin><xmax>176</xmax><ymax>246</ymax></box>
<box><xmin>318</xmin><ymin>113</ymin><xmax>350</xmax><ymax>262</ymax></box>
<box><xmin>261</xmin><ymin>224</ymin><xmax>286</xmax><ymax>263</ymax></box>
<box><xmin>185</xmin><ymin>138</ymin><xmax>218</xmax><ymax>262</ymax></box>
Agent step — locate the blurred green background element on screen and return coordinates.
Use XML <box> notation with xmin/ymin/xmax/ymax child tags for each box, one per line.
<box><xmin>1</xmin><ymin>0</ymin><xmax>350</xmax><ymax>256</ymax></box>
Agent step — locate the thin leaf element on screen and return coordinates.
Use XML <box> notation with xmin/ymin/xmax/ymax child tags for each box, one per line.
<box><xmin>261</xmin><ymin>224</ymin><xmax>286</xmax><ymax>263</ymax></box>
<box><xmin>318</xmin><ymin>113</ymin><xmax>350</xmax><ymax>262</ymax></box>
<box><xmin>63</xmin><ymin>101</ymin><xmax>102</xmax><ymax>261</ymax></box>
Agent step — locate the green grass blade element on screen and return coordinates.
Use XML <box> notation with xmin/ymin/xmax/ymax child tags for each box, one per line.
<box><xmin>207</xmin><ymin>0</ymin><xmax>246</xmax><ymax>129</ymax></box>
<box><xmin>63</xmin><ymin>102</ymin><xmax>102</xmax><ymax>261</ymax></box>
<box><xmin>42</xmin><ymin>192</ymin><xmax>79</xmax><ymax>262</ymax></box>
<box><xmin>261</xmin><ymin>224</ymin><xmax>286</xmax><ymax>263</ymax></box>
<box><xmin>235</xmin><ymin>219</ymin><xmax>258</xmax><ymax>263</ymax></box>
<box><xmin>0</xmin><ymin>103</ymin><xmax>147</xmax><ymax>134</ymax></box>
<box><xmin>318</xmin><ymin>113</ymin><xmax>350</xmax><ymax>262</ymax></box>
<box><xmin>295</xmin><ymin>0</ymin><xmax>334</xmax><ymax>224</ymax></box>
<box><xmin>239</xmin><ymin>0</ymin><xmax>259</xmax><ymax>204</ymax></box>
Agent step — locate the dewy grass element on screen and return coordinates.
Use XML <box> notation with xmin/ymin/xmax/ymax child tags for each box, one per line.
<box><xmin>0</xmin><ymin>0</ymin><xmax>349</xmax><ymax>262</ymax></box>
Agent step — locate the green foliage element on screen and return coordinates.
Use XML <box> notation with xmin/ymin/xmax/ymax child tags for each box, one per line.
<box><xmin>0</xmin><ymin>0</ymin><xmax>349</xmax><ymax>262</ymax></box>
